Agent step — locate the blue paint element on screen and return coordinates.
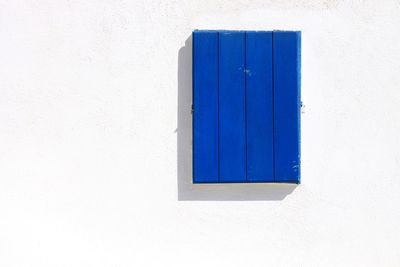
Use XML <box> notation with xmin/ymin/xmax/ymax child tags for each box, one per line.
<box><xmin>192</xmin><ymin>31</ymin><xmax>219</xmax><ymax>183</ymax></box>
<box><xmin>246</xmin><ymin>31</ymin><xmax>274</xmax><ymax>182</ymax></box>
<box><xmin>273</xmin><ymin>31</ymin><xmax>301</xmax><ymax>183</ymax></box>
<box><xmin>192</xmin><ymin>30</ymin><xmax>301</xmax><ymax>184</ymax></box>
<box><xmin>219</xmin><ymin>31</ymin><xmax>247</xmax><ymax>182</ymax></box>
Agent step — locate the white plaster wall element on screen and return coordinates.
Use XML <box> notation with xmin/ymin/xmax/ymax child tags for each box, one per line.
<box><xmin>1</xmin><ymin>0</ymin><xmax>400</xmax><ymax>266</ymax></box>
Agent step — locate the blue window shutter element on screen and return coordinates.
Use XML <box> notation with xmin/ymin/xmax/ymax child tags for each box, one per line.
<box><xmin>192</xmin><ymin>30</ymin><xmax>301</xmax><ymax>184</ymax></box>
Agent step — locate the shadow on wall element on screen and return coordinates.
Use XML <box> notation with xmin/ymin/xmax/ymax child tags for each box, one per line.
<box><xmin>177</xmin><ymin>34</ymin><xmax>297</xmax><ymax>201</ymax></box>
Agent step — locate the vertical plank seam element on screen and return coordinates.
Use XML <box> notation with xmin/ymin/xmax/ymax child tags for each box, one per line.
<box><xmin>272</xmin><ymin>31</ymin><xmax>276</xmax><ymax>183</ymax></box>
<box><xmin>244</xmin><ymin>32</ymin><xmax>248</xmax><ymax>182</ymax></box>
<box><xmin>217</xmin><ymin>32</ymin><xmax>220</xmax><ymax>183</ymax></box>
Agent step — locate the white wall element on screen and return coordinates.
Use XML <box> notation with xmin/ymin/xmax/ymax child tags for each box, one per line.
<box><xmin>1</xmin><ymin>0</ymin><xmax>400</xmax><ymax>266</ymax></box>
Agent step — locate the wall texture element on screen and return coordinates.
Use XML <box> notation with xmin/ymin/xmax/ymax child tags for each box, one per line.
<box><xmin>1</xmin><ymin>1</ymin><xmax>400</xmax><ymax>266</ymax></box>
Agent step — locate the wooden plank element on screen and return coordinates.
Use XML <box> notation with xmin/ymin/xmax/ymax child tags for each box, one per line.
<box><xmin>246</xmin><ymin>31</ymin><xmax>274</xmax><ymax>182</ymax></box>
<box><xmin>192</xmin><ymin>31</ymin><xmax>219</xmax><ymax>183</ymax></box>
<box><xmin>273</xmin><ymin>31</ymin><xmax>301</xmax><ymax>183</ymax></box>
<box><xmin>219</xmin><ymin>31</ymin><xmax>246</xmax><ymax>183</ymax></box>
